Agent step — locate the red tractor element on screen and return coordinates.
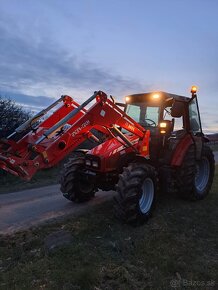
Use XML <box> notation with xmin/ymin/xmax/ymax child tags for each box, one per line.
<box><xmin>0</xmin><ymin>87</ymin><xmax>215</xmax><ymax>224</ymax></box>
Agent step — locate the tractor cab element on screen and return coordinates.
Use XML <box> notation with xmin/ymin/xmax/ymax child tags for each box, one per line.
<box><xmin>124</xmin><ymin>87</ymin><xmax>203</xmax><ymax>161</ymax></box>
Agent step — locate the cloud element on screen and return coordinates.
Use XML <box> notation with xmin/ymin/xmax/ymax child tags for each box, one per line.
<box><xmin>0</xmin><ymin>19</ymin><xmax>143</xmax><ymax>104</ymax></box>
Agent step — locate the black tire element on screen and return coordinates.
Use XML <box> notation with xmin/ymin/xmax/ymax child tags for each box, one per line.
<box><xmin>114</xmin><ymin>163</ymin><xmax>157</xmax><ymax>225</ymax></box>
<box><xmin>177</xmin><ymin>144</ymin><xmax>215</xmax><ymax>200</ymax></box>
<box><xmin>60</xmin><ymin>152</ymin><xmax>96</xmax><ymax>202</ymax></box>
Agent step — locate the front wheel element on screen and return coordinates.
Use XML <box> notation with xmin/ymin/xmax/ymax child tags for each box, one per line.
<box><xmin>114</xmin><ymin>163</ymin><xmax>157</xmax><ymax>225</ymax></box>
<box><xmin>60</xmin><ymin>152</ymin><xmax>96</xmax><ymax>202</ymax></box>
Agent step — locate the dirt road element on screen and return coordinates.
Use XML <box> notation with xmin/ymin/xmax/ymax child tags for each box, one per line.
<box><xmin>0</xmin><ymin>152</ymin><xmax>217</xmax><ymax>235</ymax></box>
<box><xmin>0</xmin><ymin>185</ymin><xmax>115</xmax><ymax>235</ymax></box>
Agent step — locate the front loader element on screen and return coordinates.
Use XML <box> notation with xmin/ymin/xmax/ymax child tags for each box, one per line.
<box><xmin>0</xmin><ymin>87</ymin><xmax>215</xmax><ymax>225</ymax></box>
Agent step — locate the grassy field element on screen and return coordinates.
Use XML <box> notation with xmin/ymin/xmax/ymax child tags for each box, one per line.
<box><xmin>0</xmin><ymin>167</ymin><xmax>217</xmax><ymax>289</ymax></box>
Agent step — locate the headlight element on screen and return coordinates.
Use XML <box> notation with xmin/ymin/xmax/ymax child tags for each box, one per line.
<box><xmin>92</xmin><ymin>161</ymin><xmax>99</xmax><ymax>168</ymax></box>
<box><xmin>85</xmin><ymin>159</ymin><xmax>91</xmax><ymax>166</ymax></box>
<box><xmin>85</xmin><ymin>159</ymin><xmax>99</xmax><ymax>168</ymax></box>
<box><xmin>159</xmin><ymin>120</ymin><xmax>172</xmax><ymax>135</ymax></box>
<box><xmin>159</xmin><ymin>122</ymin><xmax>167</xmax><ymax>128</ymax></box>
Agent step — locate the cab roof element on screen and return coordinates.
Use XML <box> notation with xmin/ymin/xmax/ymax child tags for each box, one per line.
<box><xmin>126</xmin><ymin>91</ymin><xmax>191</xmax><ymax>103</ymax></box>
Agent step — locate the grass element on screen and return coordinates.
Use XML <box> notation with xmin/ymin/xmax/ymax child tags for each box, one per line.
<box><xmin>0</xmin><ymin>167</ymin><xmax>217</xmax><ymax>290</ymax></box>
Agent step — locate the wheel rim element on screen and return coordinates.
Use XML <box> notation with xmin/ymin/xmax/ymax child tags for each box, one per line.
<box><xmin>195</xmin><ymin>157</ymin><xmax>210</xmax><ymax>193</ymax></box>
<box><xmin>139</xmin><ymin>178</ymin><xmax>154</xmax><ymax>214</ymax></box>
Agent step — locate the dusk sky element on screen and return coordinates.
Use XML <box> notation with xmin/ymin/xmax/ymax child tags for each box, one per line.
<box><xmin>0</xmin><ymin>0</ymin><xmax>218</xmax><ymax>132</ymax></box>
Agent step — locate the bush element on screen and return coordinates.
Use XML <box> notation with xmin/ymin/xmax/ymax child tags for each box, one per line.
<box><xmin>0</xmin><ymin>96</ymin><xmax>31</xmax><ymax>138</ymax></box>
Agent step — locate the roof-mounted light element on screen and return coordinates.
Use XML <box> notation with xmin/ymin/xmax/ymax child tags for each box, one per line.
<box><xmin>152</xmin><ymin>93</ymin><xmax>160</xmax><ymax>99</ymax></box>
<box><xmin>191</xmin><ymin>86</ymin><xmax>197</xmax><ymax>94</ymax></box>
<box><xmin>125</xmin><ymin>96</ymin><xmax>131</xmax><ymax>103</ymax></box>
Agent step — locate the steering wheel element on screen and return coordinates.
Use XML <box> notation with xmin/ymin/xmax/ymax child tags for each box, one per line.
<box><xmin>144</xmin><ymin>118</ymin><xmax>157</xmax><ymax>127</ymax></box>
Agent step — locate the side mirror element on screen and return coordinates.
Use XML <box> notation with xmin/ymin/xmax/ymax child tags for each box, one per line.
<box><xmin>171</xmin><ymin>101</ymin><xmax>184</xmax><ymax>118</ymax></box>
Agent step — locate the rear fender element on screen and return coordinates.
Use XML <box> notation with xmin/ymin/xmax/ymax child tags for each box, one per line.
<box><xmin>171</xmin><ymin>134</ymin><xmax>194</xmax><ymax>166</ymax></box>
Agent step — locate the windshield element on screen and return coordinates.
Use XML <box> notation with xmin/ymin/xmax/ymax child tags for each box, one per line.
<box><xmin>126</xmin><ymin>103</ymin><xmax>160</xmax><ymax>127</ymax></box>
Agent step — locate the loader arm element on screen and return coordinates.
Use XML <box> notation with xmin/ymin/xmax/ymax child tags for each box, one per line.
<box><xmin>0</xmin><ymin>91</ymin><xmax>150</xmax><ymax>180</ymax></box>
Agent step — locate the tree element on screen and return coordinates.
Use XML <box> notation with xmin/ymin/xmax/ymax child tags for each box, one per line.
<box><xmin>0</xmin><ymin>96</ymin><xmax>31</xmax><ymax>138</ymax></box>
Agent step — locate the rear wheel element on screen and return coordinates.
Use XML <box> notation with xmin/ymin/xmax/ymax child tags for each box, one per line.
<box><xmin>114</xmin><ymin>163</ymin><xmax>157</xmax><ymax>225</ymax></box>
<box><xmin>177</xmin><ymin>144</ymin><xmax>215</xmax><ymax>200</ymax></box>
<box><xmin>60</xmin><ymin>152</ymin><xmax>96</xmax><ymax>202</ymax></box>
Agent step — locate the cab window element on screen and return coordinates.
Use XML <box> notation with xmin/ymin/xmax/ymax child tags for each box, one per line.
<box><xmin>126</xmin><ymin>104</ymin><xmax>140</xmax><ymax>122</ymax></box>
<box><xmin>126</xmin><ymin>104</ymin><xmax>159</xmax><ymax>127</ymax></box>
<box><xmin>189</xmin><ymin>98</ymin><xmax>201</xmax><ymax>133</ymax></box>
